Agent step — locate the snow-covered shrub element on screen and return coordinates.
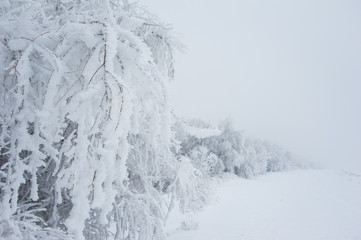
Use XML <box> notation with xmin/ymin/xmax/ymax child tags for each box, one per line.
<box><xmin>164</xmin><ymin>157</ymin><xmax>210</xmax><ymax>214</ymax></box>
<box><xmin>0</xmin><ymin>1</ymin><xmax>183</xmax><ymax>239</ymax></box>
<box><xmin>174</xmin><ymin>118</ymin><xmax>295</xmax><ymax>178</ymax></box>
<box><xmin>188</xmin><ymin>146</ymin><xmax>224</xmax><ymax>176</ymax></box>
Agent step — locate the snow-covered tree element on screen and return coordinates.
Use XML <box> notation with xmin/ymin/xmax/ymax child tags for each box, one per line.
<box><xmin>0</xmin><ymin>1</ymin><xmax>182</xmax><ymax>239</ymax></box>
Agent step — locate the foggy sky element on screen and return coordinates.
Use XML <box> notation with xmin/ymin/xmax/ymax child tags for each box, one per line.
<box><xmin>140</xmin><ymin>0</ymin><xmax>361</xmax><ymax>170</ymax></box>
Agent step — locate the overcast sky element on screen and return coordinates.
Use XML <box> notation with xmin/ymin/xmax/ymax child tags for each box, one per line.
<box><xmin>139</xmin><ymin>0</ymin><xmax>361</xmax><ymax>170</ymax></box>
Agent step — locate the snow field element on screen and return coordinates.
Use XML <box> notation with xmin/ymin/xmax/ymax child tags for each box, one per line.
<box><xmin>166</xmin><ymin>169</ymin><xmax>361</xmax><ymax>240</ymax></box>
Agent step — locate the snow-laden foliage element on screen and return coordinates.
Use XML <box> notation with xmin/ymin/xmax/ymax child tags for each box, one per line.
<box><xmin>174</xmin><ymin>118</ymin><xmax>298</xmax><ymax>179</ymax></box>
<box><xmin>189</xmin><ymin>146</ymin><xmax>224</xmax><ymax>177</ymax></box>
<box><xmin>0</xmin><ymin>1</ymin><xmax>183</xmax><ymax>239</ymax></box>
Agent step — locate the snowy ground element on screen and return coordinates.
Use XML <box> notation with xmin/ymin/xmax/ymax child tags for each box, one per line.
<box><xmin>165</xmin><ymin>169</ymin><xmax>361</xmax><ymax>240</ymax></box>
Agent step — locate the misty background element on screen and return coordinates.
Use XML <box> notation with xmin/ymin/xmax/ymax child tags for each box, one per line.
<box><xmin>139</xmin><ymin>0</ymin><xmax>361</xmax><ymax>171</ymax></box>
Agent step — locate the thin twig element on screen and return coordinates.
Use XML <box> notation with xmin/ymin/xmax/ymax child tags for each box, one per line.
<box><xmin>88</xmin><ymin>62</ymin><xmax>105</xmax><ymax>84</ymax></box>
<box><xmin>89</xmin><ymin>170</ymin><xmax>97</xmax><ymax>204</ymax></box>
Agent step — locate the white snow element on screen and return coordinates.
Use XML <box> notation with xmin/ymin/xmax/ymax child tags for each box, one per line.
<box><xmin>182</xmin><ymin>124</ymin><xmax>221</xmax><ymax>138</ymax></box>
<box><xmin>166</xmin><ymin>169</ymin><xmax>361</xmax><ymax>240</ymax></box>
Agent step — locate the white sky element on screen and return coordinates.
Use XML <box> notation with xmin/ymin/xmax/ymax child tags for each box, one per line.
<box><xmin>139</xmin><ymin>0</ymin><xmax>361</xmax><ymax>170</ymax></box>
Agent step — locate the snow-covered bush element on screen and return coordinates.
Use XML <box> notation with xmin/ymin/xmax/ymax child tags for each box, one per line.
<box><xmin>164</xmin><ymin>157</ymin><xmax>207</xmax><ymax>213</ymax></box>
<box><xmin>188</xmin><ymin>146</ymin><xmax>224</xmax><ymax>176</ymax></box>
<box><xmin>174</xmin><ymin>118</ymin><xmax>295</xmax><ymax>179</ymax></box>
<box><xmin>0</xmin><ymin>1</ymin><xmax>184</xmax><ymax>239</ymax></box>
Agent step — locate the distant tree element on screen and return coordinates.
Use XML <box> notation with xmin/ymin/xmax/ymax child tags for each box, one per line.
<box><xmin>174</xmin><ymin>118</ymin><xmax>295</xmax><ymax>178</ymax></box>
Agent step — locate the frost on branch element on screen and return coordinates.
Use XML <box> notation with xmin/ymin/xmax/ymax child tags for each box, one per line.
<box><xmin>0</xmin><ymin>1</ymin><xmax>179</xmax><ymax>239</ymax></box>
